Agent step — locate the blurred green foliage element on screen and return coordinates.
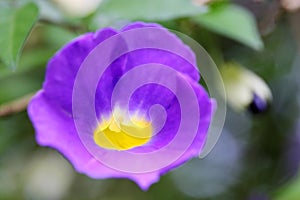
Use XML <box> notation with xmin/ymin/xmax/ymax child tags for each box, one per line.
<box><xmin>96</xmin><ymin>0</ymin><xmax>203</xmax><ymax>21</ymax></box>
<box><xmin>193</xmin><ymin>3</ymin><xmax>263</xmax><ymax>50</ymax></box>
<box><xmin>0</xmin><ymin>0</ymin><xmax>300</xmax><ymax>200</ymax></box>
<box><xmin>0</xmin><ymin>2</ymin><xmax>39</xmax><ymax>69</ymax></box>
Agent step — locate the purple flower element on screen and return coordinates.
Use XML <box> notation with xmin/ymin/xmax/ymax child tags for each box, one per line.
<box><xmin>28</xmin><ymin>22</ymin><xmax>215</xmax><ymax>190</ymax></box>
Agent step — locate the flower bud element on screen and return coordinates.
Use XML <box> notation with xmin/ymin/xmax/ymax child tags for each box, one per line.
<box><xmin>221</xmin><ymin>62</ymin><xmax>272</xmax><ymax>113</ymax></box>
<box><xmin>281</xmin><ymin>0</ymin><xmax>300</xmax><ymax>12</ymax></box>
<box><xmin>52</xmin><ymin>0</ymin><xmax>103</xmax><ymax>17</ymax></box>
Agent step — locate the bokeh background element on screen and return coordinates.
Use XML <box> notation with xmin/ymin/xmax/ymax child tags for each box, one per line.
<box><xmin>0</xmin><ymin>0</ymin><xmax>300</xmax><ymax>199</ymax></box>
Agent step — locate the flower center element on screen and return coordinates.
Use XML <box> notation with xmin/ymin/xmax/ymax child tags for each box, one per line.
<box><xmin>93</xmin><ymin>108</ymin><xmax>152</xmax><ymax>151</ymax></box>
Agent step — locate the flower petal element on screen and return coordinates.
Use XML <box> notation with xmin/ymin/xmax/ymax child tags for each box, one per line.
<box><xmin>28</xmin><ymin>92</ymin><xmax>161</xmax><ymax>190</ymax></box>
<box><xmin>122</xmin><ymin>21</ymin><xmax>199</xmax><ymax>81</ymax></box>
<box><xmin>29</xmin><ymin>22</ymin><xmax>215</xmax><ymax>190</ymax></box>
<box><xmin>43</xmin><ymin>28</ymin><xmax>118</xmax><ymax>114</ymax></box>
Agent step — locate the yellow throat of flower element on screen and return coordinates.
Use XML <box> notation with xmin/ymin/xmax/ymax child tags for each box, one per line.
<box><xmin>93</xmin><ymin>108</ymin><xmax>152</xmax><ymax>151</ymax></box>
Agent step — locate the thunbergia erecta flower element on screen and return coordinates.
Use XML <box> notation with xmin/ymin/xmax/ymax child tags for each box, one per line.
<box><xmin>28</xmin><ymin>22</ymin><xmax>215</xmax><ymax>190</ymax></box>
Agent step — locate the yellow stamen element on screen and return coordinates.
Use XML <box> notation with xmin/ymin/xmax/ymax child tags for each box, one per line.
<box><xmin>93</xmin><ymin>109</ymin><xmax>152</xmax><ymax>151</ymax></box>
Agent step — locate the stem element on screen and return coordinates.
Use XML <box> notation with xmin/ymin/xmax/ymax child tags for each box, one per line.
<box><xmin>0</xmin><ymin>93</ymin><xmax>35</xmax><ymax>117</ymax></box>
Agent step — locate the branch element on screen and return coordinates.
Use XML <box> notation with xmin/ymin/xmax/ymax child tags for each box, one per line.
<box><xmin>0</xmin><ymin>93</ymin><xmax>35</xmax><ymax>117</ymax></box>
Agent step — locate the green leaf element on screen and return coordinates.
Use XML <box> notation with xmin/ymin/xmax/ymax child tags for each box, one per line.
<box><xmin>193</xmin><ymin>4</ymin><xmax>263</xmax><ymax>50</ymax></box>
<box><xmin>96</xmin><ymin>0</ymin><xmax>206</xmax><ymax>24</ymax></box>
<box><xmin>0</xmin><ymin>24</ymin><xmax>76</xmax><ymax>80</ymax></box>
<box><xmin>274</xmin><ymin>171</ymin><xmax>300</xmax><ymax>200</ymax></box>
<box><xmin>0</xmin><ymin>3</ymin><xmax>39</xmax><ymax>70</ymax></box>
